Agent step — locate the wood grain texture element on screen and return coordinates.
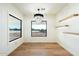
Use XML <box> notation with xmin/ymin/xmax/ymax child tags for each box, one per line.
<box><xmin>59</xmin><ymin>14</ymin><xmax>79</xmax><ymax>22</ymax></box>
<box><xmin>56</xmin><ymin>25</ymin><xmax>69</xmax><ymax>28</ymax></box>
<box><xmin>63</xmin><ymin>32</ymin><xmax>79</xmax><ymax>35</ymax></box>
<box><xmin>9</xmin><ymin>43</ymin><xmax>72</xmax><ymax>56</ymax></box>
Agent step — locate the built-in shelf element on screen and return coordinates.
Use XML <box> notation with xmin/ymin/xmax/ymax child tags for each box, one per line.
<box><xmin>63</xmin><ymin>32</ymin><xmax>79</xmax><ymax>36</ymax></box>
<box><xmin>56</xmin><ymin>25</ymin><xmax>69</xmax><ymax>28</ymax></box>
<box><xmin>59</xmin><ymin>14</ymin><xmax>79</xmax><ymax>22</ymax></box>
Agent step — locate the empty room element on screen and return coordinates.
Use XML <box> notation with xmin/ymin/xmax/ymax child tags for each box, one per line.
<box><xmin>0</xmin><ymin>3</ymin><xmax>79</xmax><ymax>56</ymax></box>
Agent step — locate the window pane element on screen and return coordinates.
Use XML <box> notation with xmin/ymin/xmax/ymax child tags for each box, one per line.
<box><xmin>31</xmin><ymin>21</ymin><xmax>47</xmax><ymax>37</ymax></box>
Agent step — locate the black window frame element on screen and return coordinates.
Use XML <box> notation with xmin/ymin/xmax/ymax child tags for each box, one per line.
<box><xmin>9</xmin><ymin>14</ymin><xmax>22</xmax><ymax>42</ymax></box>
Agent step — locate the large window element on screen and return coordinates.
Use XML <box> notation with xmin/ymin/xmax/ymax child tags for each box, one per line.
<box><xmin>31</xmin><ymin>21</ymin><xmax>47</xmax><ymax>37</ymax></box>
<box><xmin>9</xmin><ymin>14</ymin><xmax>22</xmax><ymax>42</ymax></box>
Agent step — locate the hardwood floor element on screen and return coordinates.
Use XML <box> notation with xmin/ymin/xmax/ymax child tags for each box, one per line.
<box><xmin>9</xmin><ymin>43</ymin><xmax>72</xmax><ymax>56</ymax></box>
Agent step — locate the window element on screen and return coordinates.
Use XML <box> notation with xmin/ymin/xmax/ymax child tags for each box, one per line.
<box><xmin>31</xmin><ymin>21</ymin><xmax>47</xmax><ymax>37</ymax></box>
<box><xmin>9</xmin><ymin>14</ymin><xmax>22</xmax><ymax>42</ymax></box>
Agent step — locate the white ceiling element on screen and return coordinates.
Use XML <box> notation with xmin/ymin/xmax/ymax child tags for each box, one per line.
<box><xmin>14</xmin><ymin>3</ymin><xmax>67</xmax><ymax>16</ymax></box>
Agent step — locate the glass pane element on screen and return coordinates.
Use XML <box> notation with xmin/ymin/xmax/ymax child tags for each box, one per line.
<box><xmin>31</xmin><ymin>21</ymin><xmax>47</xmax><ymax>37</ymax></box>
<box><xmin>9</xmin><ymin>14</ymin><xmax>22</xmax><ymax>42</ymax></box>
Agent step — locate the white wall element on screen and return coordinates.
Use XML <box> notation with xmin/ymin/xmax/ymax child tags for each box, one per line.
<box><xmin>56</xmin><ymin>3</ymin><xmax>79</xmax><ymax>55</ymax></box>
<box><xmin>0</xmin><ymin>4</ymin><xmax>24</xmax><ymax>55</ymax></box>
<box><xmin>24</xmin><ymin>14</ymin><xmax>57</xmax><ymax>42</ymax></box>
<box><xmin>0</xmin><ymin>4</ymin><xmax>8</xmax><ymax>55</ymax></box>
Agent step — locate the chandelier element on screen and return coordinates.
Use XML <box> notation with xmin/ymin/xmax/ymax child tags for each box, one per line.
<box><xmin>34</xmin><ymin>8</ymin><xmax>44</xmax><ymax>24</ymax></box>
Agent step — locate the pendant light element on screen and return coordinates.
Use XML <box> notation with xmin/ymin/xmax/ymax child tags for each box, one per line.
<box><xmin>34</xmin><ymin>8</ymin><xmax>44</xmax><ymax>24</ymax></box>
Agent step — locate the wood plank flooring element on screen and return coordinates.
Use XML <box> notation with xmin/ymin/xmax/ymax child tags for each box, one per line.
<box><xmin>9</xmin><ymin>43</ymin><xmax>72</xmax><ymax>56</ymax></box>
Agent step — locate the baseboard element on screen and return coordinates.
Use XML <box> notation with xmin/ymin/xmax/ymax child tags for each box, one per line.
<box><xmin>23</xmin><ymin>42</ymin><xmax>57</xmax><ymax>44</ymax></box>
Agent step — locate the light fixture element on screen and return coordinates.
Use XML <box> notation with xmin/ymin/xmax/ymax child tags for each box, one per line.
<box><xmin>33</xmin><ymin>8</ymin><xmax>44</xmax><ymax>24</ymax></box>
